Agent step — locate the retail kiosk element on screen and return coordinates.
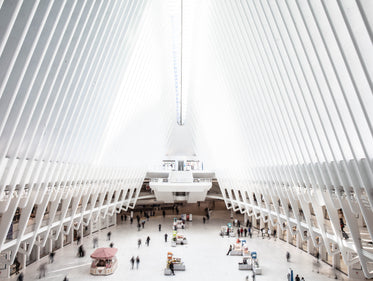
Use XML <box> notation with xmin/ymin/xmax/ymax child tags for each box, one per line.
<box><xmin>229</xmin><ymin>239</ymin><xmax>249</xmax><ymax>256</ymax></box>
<box><xmin>164</xmin><ymin>252</ymin><xmax>185</xmax><ymax>275</ymax></box>
<box><xmin>238</xmin><ymin>256</ymin><xmax>253</xmax><ymax>270</ymax></box>
<box><xmin>173</xmin><ymin>218</ymin><xmax>185</xmax><ymax>229</ymax></box>
<box><xmin>251</xmin><ymin>251</ymin><xmax>262</xmax><ymax>274</ymax></box>
<box><xmin>90</xmin><ymin>248</ymin><xmax>118</xmax><ymax>275</ymax></box>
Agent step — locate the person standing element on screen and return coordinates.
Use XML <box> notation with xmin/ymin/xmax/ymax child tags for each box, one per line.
<box><xmin>146</xmin><ymin>236</ymin><xmax>150</xmax><ymax>246</ymax></box>
<box><xmin>138</xmin><ymin>238</ymin><xmax>142</xmax><ymax>248</ymax></box>
<box><xmin>286</xmin><ymin>251</ymin><xmax>290</xmax><ymax>262</ymax></box>
<box><xmin>295</xmin><ymin>274</ymin><xmax>300</xmax><ymax>281</ymax></box>
<box><xmin>159</xmin><ymin>224</ymin><xmax>162</xmax><ymax>231</ymax></box>
<box><xmin>130</xmin><ymin>256</ymin><xmax>135</xmax><ymax>269</ymax></box>
<box><xmin>162</xmin><ymin>210</ymin><xmax>166</xmax><ymax>218</ymax></box>
<box><xmin>63</xmin><ymin>276</ymin><xmax>69</xmax><ymax>281</ymax></box>
<box><xmin>136</xmin><ymin>256</ymin><xmax>140</xmax><ymax>269</ymax></box>
<box><xmin>203</xmin><ymin>217</ymin><xmax>206</xmax><ymax>224</ymax></box>
<box><xmin>164</xmin><ymin>233</ymin><xmax>168</xmax><ymax>242</ymax></box>
<box><xmin>268</xmin><ymin>228</ymin><xmax>271</xmax><ymax>239</ymax></box>
<box><xmin>107</xmin><ymin>231</ymin><xmax>111</xmax><ymax>241</ymax></box>
<box><xmin>130</xmin><ymin>217</ymin><xmax>133</xmax><ymax>224</ymax></box>
<box><xmin>169</xmin><ymin>261</ymin><xmax>175</xmax><ymax>275</ymax></box>
<box><xmin>252</xmin><ymin>269</ymin><xmax>256</xmax><ymax>281</ymax></box>
<box><xmin>109</xmin><ymin>242</ymin><xmax>114</xmax><ymax>248</ymax></box>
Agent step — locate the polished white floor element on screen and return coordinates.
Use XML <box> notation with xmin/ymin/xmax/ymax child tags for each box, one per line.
<box><xmin>12</xmin><ymin>211</ymin><xmax>353</xmax><ymax>281</ymax></box>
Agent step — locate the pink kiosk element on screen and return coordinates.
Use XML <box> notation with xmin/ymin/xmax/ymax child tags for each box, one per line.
<box><xmin>90</xmin><ymin>248</ymin><xmax>118</xmax><ymax>275</ymax></box>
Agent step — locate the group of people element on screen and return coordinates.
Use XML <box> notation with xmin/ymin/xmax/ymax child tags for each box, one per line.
<box><xmin>130</xmin><ymin>256</ymin><xmax>140</xmax><ymax>269</ymax></box>
<box><xmin>289</xmin><ymin>273</ymin><xmax>305</xmax><ymax>281</ymax></box>
<box><xmin>259</xmin><ymin>227</ymin><xmax>277</xmax><ymax>239</ymax></box>
<box><xmin>236</xmin><ymin>227</ymin><xmax>253</xmax><ymax>238</ymax></box>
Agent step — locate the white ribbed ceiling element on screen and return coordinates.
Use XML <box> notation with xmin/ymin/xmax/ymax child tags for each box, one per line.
<box><xmin>0</xmin><ymin>0</ymin><xmax>372</xmax><ymax>171</ymax></box>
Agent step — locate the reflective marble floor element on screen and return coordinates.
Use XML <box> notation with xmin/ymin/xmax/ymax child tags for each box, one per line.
<box><xmin>8</xmin><ymin>210</ymin><xmax>355</xmax><ymax>281</ymax></box>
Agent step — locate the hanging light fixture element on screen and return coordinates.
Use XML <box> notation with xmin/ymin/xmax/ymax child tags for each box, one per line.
<box><xmin>176</xmin><ymin>0</ymin><xmax>184</xmax><ymax>126</ymax></box>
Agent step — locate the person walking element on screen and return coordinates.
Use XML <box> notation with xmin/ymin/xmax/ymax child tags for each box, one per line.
<box><xmin>159</xmin><ymin>224</ymin><xmax>161</xmax><ymax>231</ymax></box>
<box><xmin>203</xmin><ymin>217</ymin><xmax>206</xmax><ymax>224</ymax></box>
<box><xmin>162</xmin><ymin>210</ymin><xmax>166</xmax><ymax>218</ymax></box>
<box><xmin>17</xmin><ymin>273</ymin><xmax>24</xmax><ymax>281</ymax></box>
<box><xmin>63</xmin><ymin>276</ymin><xmax>69</xmax><ymax>281</ymax></box>
<box><xmin>164</xmin><ymin>233</ymin><xmax>168</xmax><ymax>242</ymax></box>
<box><xmin>244</xmin><ymin>228</ymin><xmax>247</xmax><ymax>237</ymax></box>
<box><xmin>78</xmin><ymin>245</ymin><xmax>85</xmax><ymax>257</ymax></box>
<box><xmin>226</xmin><ymin>245</ymin><xmax>232</xmax><ymax>255</ymax></box>
<box><xmin>136</xmin><ymin>256</ymin><xmax>140</xmax><ymax>269</ymax></box>
<box><xmin>93</xmin><ymin>237</ymin><xmax>98</xmax><ymax>248</ymax></box>
<box><xmin>268</xmin><ymin>228</ymin><xmax>271</xmax><ymax>239</ymax></box>
<box><xmin>76</xmin><ymin>235</ymin><xmax>81</xmax><ymax>245</ymax></box>
<box><xmin>130</xmin><ymin>256</ymin><xmax>135</xmax><ymax>269</ymax></box>
<box><xmin>252</xmin><ymin>269</ymin><xmax>256</xmax><ymax>281</ymax></box>
<box><xmin>138</xmin><ymin>238</ymin><xmax>142</xmax><ymax>248</ymax></box>
<box><xmin>286</xmin><ymin>251</ymin><xmax>290</xmax><ymax>262</ymax></box>
<box><xmin>146</xmin><ymin>236</ymin><xmax>150</xmax><ymax>246</ymax></box>
<box><xmin>107</xmin><ymin>231</ymin><xmax>111</xmax><ymax>241</ymax></box>
<box><xmin>130</xmin><ymin>217</ymin><xmax>133</xmax><ymax>224</ymax></box>
<box><xmin>38</xmin><ymin>263</ymin><xmax>47</xmax><ymax>279</ymax></box>
<box><xmin>14</xmin><ymin>257</ymin><xmax>20</xmax><ymax>274</ymax></box>
<box><xmin>169</xmin><ymin>261</ymin><xmax>175</xmax><ymax>275</ymax></box>
<box><xmin>49</xmin><ymin>252</ymin><xmax>55</xmax><ymax>263</ymax></box>
<box><xmin>301</xmin><ymin>277</ymin><xmax>305</xmax><ymax>281</ymax></box>
<box><xmin>295</xmin><ymin>274</ymin><xmax>300</xmax><ymax>281</ymax></box>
